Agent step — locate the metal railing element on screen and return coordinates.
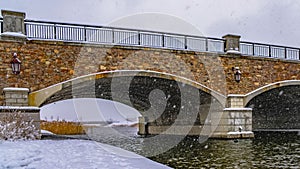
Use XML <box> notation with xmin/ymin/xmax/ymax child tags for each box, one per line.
<box><xmin>0</xmin><ymin>18</ymin><xmax>300</xmax><ymax>61</ymax></box>
<box><xmin>240</xmin><ymin>42</ymin><xmax>300</xmax><ymax>60</ymax></box>
<box><xmin>23</xmin><ymin>19</ymin><xmax>225</xmax><ymax>53</ymax></box>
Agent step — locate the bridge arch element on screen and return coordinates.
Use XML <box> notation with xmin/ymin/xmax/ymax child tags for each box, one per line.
<box><xmin>29</xmin><ymin>70</ymin><xmax>226</xmax><ymax>126</ymax></box>
<box><xmin>245</xmin><ymin>80</ymin><xmax>300</xmax><ymax>106</ymax></box>
<box><xmin>245</xmin><ymin>80</ymin><xmax>300</xmax><ymax>130</ymax></box>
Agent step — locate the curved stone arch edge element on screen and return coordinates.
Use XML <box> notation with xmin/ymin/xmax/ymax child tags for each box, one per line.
<box><xmin>244</xmin><ymin>80</ymin><xmax>300</xmax><ymax>107</ymax></box>
<box><xmin>28</xmin><ymin>70</ymin><xmax>226</xmax><ymax>107</ymax></box>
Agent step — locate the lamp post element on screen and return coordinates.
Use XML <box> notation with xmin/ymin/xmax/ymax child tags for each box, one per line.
<box><xmin>232</xmin><ymin>67</ymin><xmax>241</xmax><ymax>83</ymax></box>
<box><xmin>11</xmin><ymin>53</ymin><xmax>21</xmax><ymax>75</ymax></box>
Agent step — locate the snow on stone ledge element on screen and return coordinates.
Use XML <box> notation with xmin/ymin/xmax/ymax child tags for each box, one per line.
<box><xmin>226</xmin><ymin>50</ymin><xmax>241</xmax><ymax>54</ymax></box>
<box><xmin>3</xmin><ymin>87</ymin><xmax>30</xmax><ymax>92</ymax></box>
<box><xmin>227</xmin><ymin>131</ymin><xmax>253</xmax><ymax>135</ymax></box>
<box><xmin>0</xmin><ymin>106</ymin><xmax>40</xmax><ymax>111</ymax></box>
<box><xmin>227</xmin><ymin>94</ymin><xmax>245</xmax><ymax>97</ymax></box>
<box><xmin>1</xmin><ymin>32</ymin><xmax>27</xmax><ymax>38</ymax></box>
<box><xmin>224</xmin><ymin>107</ymin><xmax>252</xmax><ymax>111</ymax></box>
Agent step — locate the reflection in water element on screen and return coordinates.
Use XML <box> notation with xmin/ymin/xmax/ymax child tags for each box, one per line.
<box><xmin>85</xmin><ymin>127</ymin><xmax>300</xmax><ymax>168</ymax></box>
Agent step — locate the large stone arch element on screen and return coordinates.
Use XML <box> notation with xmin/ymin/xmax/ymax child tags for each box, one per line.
<box><xmin>29</xmin><ymin>70</ymin><xmax>225</xmax><ymax>126</ymax></box>
<box><xmin>245</xmin><ymin>80</ymin><xmax>300</xmax><ymax>130</ymax></box>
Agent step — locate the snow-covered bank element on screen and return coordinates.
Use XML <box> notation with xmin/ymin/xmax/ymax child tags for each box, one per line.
<box><xmin>0</xmin><ymin>139</ymin><xmax>171</xmax><ymax>169</ymax></box>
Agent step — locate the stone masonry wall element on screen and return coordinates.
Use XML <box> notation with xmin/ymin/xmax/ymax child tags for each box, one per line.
<box><xmin>1</xmin><ymin>39</ymin><xmax>300</xmax><ymax>104</ymax></box>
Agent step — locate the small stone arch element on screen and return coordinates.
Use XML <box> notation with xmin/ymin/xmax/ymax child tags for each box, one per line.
<box><xmin>245</xmin><ymin>80</ymin><xmax>300</xmax><ymax>130</ymax></box>
<box><xmin>244</xmin><ymin>80</ymin><xmax>300</xmax><ymax>107</ymax></box>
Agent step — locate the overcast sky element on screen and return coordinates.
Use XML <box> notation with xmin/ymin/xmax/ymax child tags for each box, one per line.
<box><xmin>1</xmin><ymin>0</ymin><xmax>300</xmax><ymax>47</ymax></box>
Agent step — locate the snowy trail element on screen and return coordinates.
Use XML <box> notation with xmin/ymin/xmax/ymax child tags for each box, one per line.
<box><xmin>0</xmin><ymin>139</ymin><xmax>171</xmax><ymax>169</ymax></box>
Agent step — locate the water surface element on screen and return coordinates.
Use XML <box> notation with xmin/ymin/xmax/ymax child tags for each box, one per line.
<box><xmin>86</xmin><ymin>127</ymin><xmax>300</xmax><ymax>168</ymax></box>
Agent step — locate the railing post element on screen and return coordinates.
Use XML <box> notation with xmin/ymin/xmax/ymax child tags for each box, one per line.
<box><xmin>84</xmin><ymin>26</ymin><xmax>87</xmax><ymax>41</ymax></box>
<box><xmin>184</xmin><ymin>36</ymin><xmax>187</xmax><ymax>49</ymax></box>
<box><xmin>0</xmin><ymin>21</ymin><xmax>3</xmax><ymax>33</ymax></box>
<box><xmin>205</xmin><ymin>38</ymin><xmax>208</xmax><ymax>51</ymax></box>
<box><xmin>138</xmin><ymin>31</ymin><xmax>141</xmax><ymax>45</ymax></box>
<box><xmin>54</xmin><ymin>24</ymin><xmax>57</xmax><ymax>39</ymax></box>
<box><xmin>284</xmin><ymin>47</ymin><xmax>287</xmax><ymax>59</ymax></box>
<box><xmin>112</xmin><ymin>29</ymin><xmax>115</xmax><ymax>43</ymax></box>
<box><xmin>252</xmin><ymin>44</ymin><xmax>255</xmax><ymax>56</ymax></box>
<box><xmin>162</xmin><ymin>34</ymin><xmax>165</xmax><ymax>47</ymax></box>
<box><xmin>269</xmin><ymin>46</ymin><xmax>272</xmax><ymax>57</ymax></box>
<box><xmin>222</xmin><ymin>34</ymin><xmax>241</xmax><ymax>54</ymax></box>
<box><xmin>0</xmin><ymin>10</ymin><xmax>27</xmax><ymax>40</ymax></box>
<box><xmin>1</xmin><ymin>10</ymin><xmax>26</xmax><ymax>34</ymax></box>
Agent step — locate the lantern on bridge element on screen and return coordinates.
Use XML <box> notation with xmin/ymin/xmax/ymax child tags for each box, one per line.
<box><xmin>232</xmin><ymin>67</ymin><xmax>241</xmax><ymax>83</ymax></box>
<box><xmin>11</xmin><ymin>53</ymin><xmax>21</xmax><ymax>75</ymax></box>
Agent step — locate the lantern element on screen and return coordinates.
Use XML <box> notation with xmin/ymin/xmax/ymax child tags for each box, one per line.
<box><xmin>232</xmin><ymin>67</ymin><xmax>241</xmax><ymax>83</ymax></box>
<box><xmin>11</xmin><ymin>53</ymin><xmax>21</xmax><ymax>75</ymax></box>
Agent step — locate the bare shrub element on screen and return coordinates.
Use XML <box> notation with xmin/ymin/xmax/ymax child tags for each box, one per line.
<box><xmin>0</xmin><ymin>111</ymin><xmax>41</xmax><ymax>141</ymax></box>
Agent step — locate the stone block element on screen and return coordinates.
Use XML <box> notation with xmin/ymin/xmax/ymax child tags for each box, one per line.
<box><xmin>5</xmin><ymin>98</ymin><xmax>17</xmax><ymax>103</ymax></box>
<box><xmin>9</xmin><ymin>93</ymin><xmax>24</xmax><ymax>99</ymax></box>
<box><xmin>17</xmin><ymin>98</ymin><xmax>28</xmax><ymax>103</ymax></box>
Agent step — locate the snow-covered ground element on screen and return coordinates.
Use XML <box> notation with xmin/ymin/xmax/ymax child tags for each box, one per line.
<box><xmin>0</xmin><ymin>139</ymin><xmax>171</xmax><ymax>169</ymax></box>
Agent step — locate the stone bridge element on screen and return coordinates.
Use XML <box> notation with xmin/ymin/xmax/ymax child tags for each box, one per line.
<box><xmin>0</xmin><ymin>10</ymin><xmax>299</xmax><ymax>138</ymax></box>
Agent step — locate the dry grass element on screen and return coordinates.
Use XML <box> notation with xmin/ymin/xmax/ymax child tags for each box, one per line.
<box><xmin>41</xmin><ymin>120</ymin><xmax>85</xmax><ymax>135</ymax></box>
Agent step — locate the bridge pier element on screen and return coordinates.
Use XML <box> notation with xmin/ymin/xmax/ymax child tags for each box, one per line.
<box><xmin>137</xmin><ymin>94</ymin><xmax>254</xmax><ymax>138</ymax></box>
<box><xmin>211</xmin><ymin>95</ymin><xmax>254</xmax><ymax>138</ymax></box>
<box><xmin>138</xmin><ymin>116</ymin><xmax>148</xmax><ymax>135</ymax></box>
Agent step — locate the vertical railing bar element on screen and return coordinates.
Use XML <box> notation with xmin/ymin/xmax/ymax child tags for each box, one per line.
<box><xmin>112</xmin><ymin>29</ymin><xmax>115</xmax><ymax>43</ymax></box>
<box><xmin>205</xmin><ymin>38</ymin><xmax>208</xmax><ymax>51</ymax></box>
<box><xmin>38</xmin><ymin>24</ymin><xmax>41</xmax><ymax>39</ymax></box>
<box><xmin>24</xmin><ymin>23</ymin><xmax>27</xmax><ymax>36</ymax></box>
<box><xmin>74</xmin><ymin>27</ymin><xmax>77</xmax><ymax>41</ymax></box>
<box><xmin>83</xmin><ymin>27</ymin><xmax>85</xmax><ymax>41</ymax></box>
<box><xmin>138</xmin><ymin>31</ymin><xmax>141</xmax><ymax>45</ymax></box>
<box><xmin>184</xmin><ymin>36</ymin><xmax>187</xmax><ymax>49</ymax></box>
<box><xmin>67</xmin><ymin>27</ymin><xmax>70</xmax><ymax>40</ymax></box>
<box><xmin>73</xmin><ymin>27</ymin><xmax>76</xmax><ymax>41</ymax></box>
<box><xmin>53</xmin><ymin>24</ymin><xmax>56</xmax><ymax>40</ymax></box>
<box><xmin>0</xmin><ymin>20</ymin><xmax>3</xmax><ymax>33</ymax></box>
<box><xmin>284</xmin><ymin>47</ymin><xmax>287</xmax><ymax>59</ymax></box>
<box><xmin>162</xmin><ymin>34</ymin><xmax>165</xmax><ymax>48</ymax></box>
